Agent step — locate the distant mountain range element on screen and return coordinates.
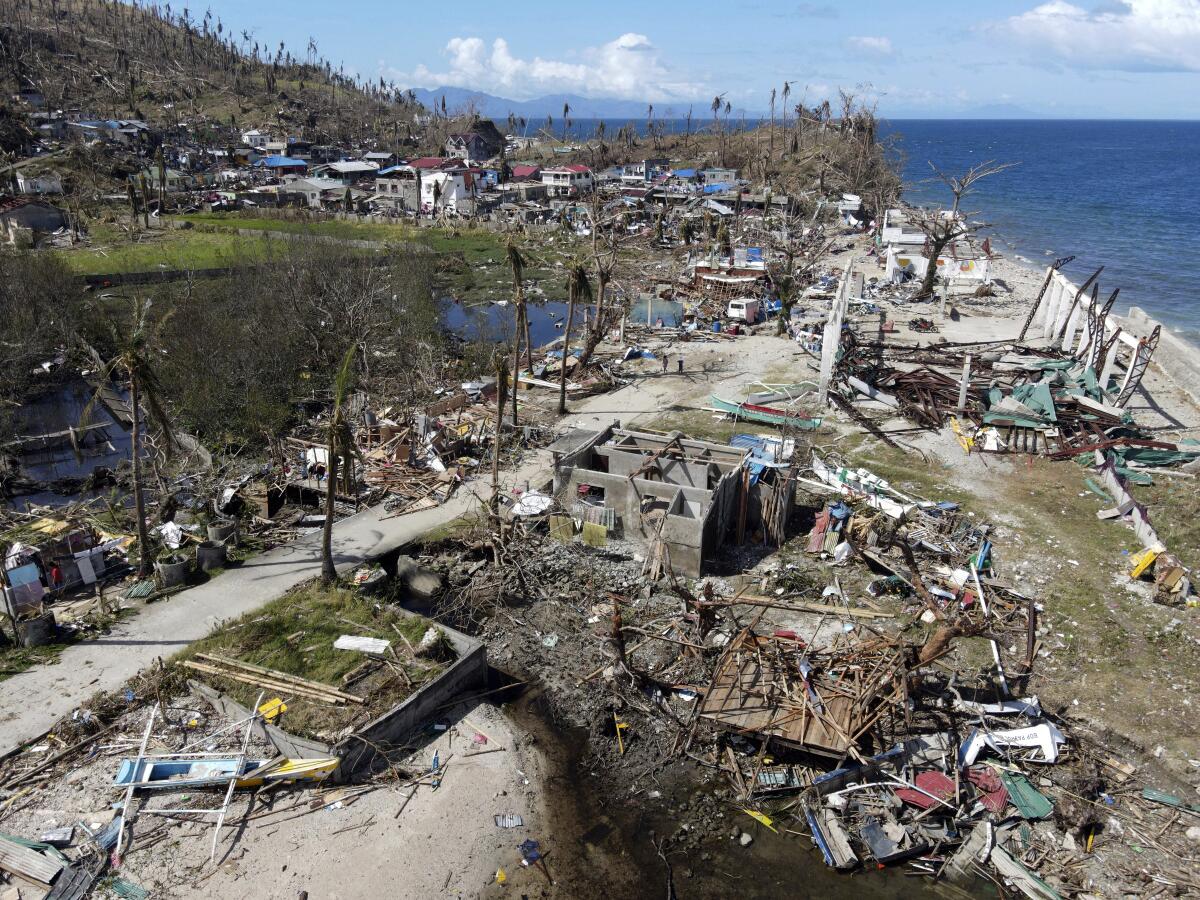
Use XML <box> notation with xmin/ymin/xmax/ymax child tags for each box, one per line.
<box><xmin>409</xmin><ymin>87</ymin><xmax>709</xmax><ymax>122</ymax></box>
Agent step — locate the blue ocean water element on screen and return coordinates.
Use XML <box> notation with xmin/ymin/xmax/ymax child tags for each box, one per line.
<box><xmin>882</xmin><ymin>120</ymin><xmax>1200</xmax><ymax>337</ymax></box>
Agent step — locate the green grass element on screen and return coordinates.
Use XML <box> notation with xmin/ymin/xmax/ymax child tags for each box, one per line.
<box><xmin>179</xmin><ymin>213</ymin><xmax>421</xmax><ymax>245</ymax></box>
<box><xmin>178</xmin><ymin>212</ymin><xmax>509</xmax><ymax>260</ymax></box>
<box><xmin>178</xmin><ymin>582</ymin><xmax>445</xmax><ymax>738</ymax></box>
<box><xmin>844</xmin><ymin>437</ymin><xmax>974</xmax><ymax>506</ymax></box>
<box><xmin>54</xmin><ymin>224</ymin><xmax>270</xmax><ymax>275</ymax></box>
<box><xmin>642</xmin><ymin>407</ymin><xmax>744</xmax><ymax>444</ymax></box>
<box><xmin>174</xmin><ymin>212</ymin><xmax>518</xmax><ymax>301</ymax></box>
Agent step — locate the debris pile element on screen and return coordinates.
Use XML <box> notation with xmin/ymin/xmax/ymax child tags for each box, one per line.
<box><xmin>408</xmin><ymin>441</ymin><xmax>1199</xmax><ymax>898</ymax></box>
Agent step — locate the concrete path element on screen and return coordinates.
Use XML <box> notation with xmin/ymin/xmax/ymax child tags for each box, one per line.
<box><xmin>0</xmin><ymin>344</ymin><xmax>760</xmax><ymax>755</ymax></box>
<box><xmin>0</xmin><ymin>488</ymin><xmax>482</xmax><ymax>755</ymax></box>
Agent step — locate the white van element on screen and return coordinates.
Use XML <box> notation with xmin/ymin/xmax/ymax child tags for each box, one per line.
<box><xmin>726</xmin><ymin>297</ymin><xmax>761</xmax><ymax>324</ymax></box>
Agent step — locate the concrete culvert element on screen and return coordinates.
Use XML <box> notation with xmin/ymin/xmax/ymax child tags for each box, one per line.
<box><xmin>196</xmin><ymin>540</ymin><xmax>227</xmax><ymax>572</ymax></box>
<box><xmin>156</xmin><ymin>556</ymin><xmax>190</xmax><ymax>587</ymax></box>
<box><xmin>207</xmin><ymin>520</ymin><xmax>238</xmax><ymax>547</ymax></box>
<box><xmin>17</xmin><ymin>612</ymin><xmax>57</xmax><ymax>647</ymax></box>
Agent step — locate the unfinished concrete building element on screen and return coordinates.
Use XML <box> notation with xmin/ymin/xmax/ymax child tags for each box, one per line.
<box><xmin>549</xmin><ymin>425</ymin><xmax>794</xmax><ymax>577</ymax></box>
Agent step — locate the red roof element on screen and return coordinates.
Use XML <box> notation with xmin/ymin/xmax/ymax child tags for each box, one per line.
<box><xmin>564</xmin><ymin>164</ymin><xmax>591</xmax><ymax>173</ymax></box>
<box><xmin>408</xmin><ymin>157</ymin><xmax>448</xmax><ymax>169</ymax></box>
<box><xmin>510</xmin><ymin>165</ymin><xmax>541</xmax><ymax>179</ymax></box>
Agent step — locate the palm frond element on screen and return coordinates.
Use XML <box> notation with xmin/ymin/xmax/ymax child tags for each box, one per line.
<box><xmin>332</xmin><ymin>344</ymin><xmax>358</xmax><ymax>415</ymax></box>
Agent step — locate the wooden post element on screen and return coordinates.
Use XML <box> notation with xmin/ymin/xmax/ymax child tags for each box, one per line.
<box><xmin>956</xmin><ymin>354</ymin><xmax>972</xmax><ymax>415</ymax></box>
<box><xmin>736</xmin><ymin>467</ymin><xmax>749</xmax><ymax>544</ymax></box>
<box><xmin>1025</xmin><ymin>596</ymin><xmax>1037</xmax><ymax>671</ymax></box>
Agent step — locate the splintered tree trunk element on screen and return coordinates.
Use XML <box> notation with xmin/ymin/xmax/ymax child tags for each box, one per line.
<box><xmin>130</xmin><ymin>376</ymin><xmax>151</xmax><ymax>578</ymax></box>
<box><xmin>577</xmin><ymin>271</ymin><xmax>608</xmax><ymax>370</ymax></box>
<box><xmin>511</xmin><ymin>303</ymin><xmax>523</xmax><ymax>427</ymax></box>
<box><xmin>320</xmin><ymin>426</ymin><xmax>338</xmax><ymax>584</ymax></box>
<box><xmin>492</xmin><ymin>359</ymin><xmax>507</xmax><ymax>514</ymax></box>
<box><xmin>558</xmin><ymin>290</ymin><xmax>576</xmax><ymax>415</ymax></box>
<box><xmin>918</xmin><ymin>235</ymin><xmax>953</xmax><ymax>299</ymax></box>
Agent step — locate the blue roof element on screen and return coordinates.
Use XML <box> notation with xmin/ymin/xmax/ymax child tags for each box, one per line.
<box><xmin>377</xmin><ymin>165</ymin><xmax>407</xmax><ymax>175</ymax></box>
<box><xmin>673</xmin><ymin>168</ymin><xmax>697</xmax><ymax>178</ymax></box>
<box><xmin>257</xmin><ymin>155</ymin><xmax>307</xmax><ymax>168</ymax></box>
<box><xmin>703</xmin><ymin>182</ymin><xmax>732</xmax><ymax>194</ymax></box>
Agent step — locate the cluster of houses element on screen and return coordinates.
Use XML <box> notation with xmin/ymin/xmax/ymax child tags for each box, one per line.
<box><xmin>5</xmin><ymin>88</ymin><xmax>769</xmax><ymax>238</ymax></box>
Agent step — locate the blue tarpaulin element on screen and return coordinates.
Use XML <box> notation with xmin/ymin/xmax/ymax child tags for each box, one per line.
<box><xmin>256</xmin><ymin>155</ymin><xmax>307</xmax><ymax>168</ymax></box>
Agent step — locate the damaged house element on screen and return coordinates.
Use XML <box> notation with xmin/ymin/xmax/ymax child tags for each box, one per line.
<box><xmin>549</xmin><ymin>426</ymin><xmax>794</xmax><ymax>577</ymax></box>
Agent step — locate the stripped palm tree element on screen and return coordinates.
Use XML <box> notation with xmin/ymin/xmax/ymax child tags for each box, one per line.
<box><xmin>506</xmin><ymin>241</ymin><xmax>529</xmax><ymax>426</ymax></box>
<box><xmin>321</xmin><ymin>345</ymin><xmax>358</xmax><ymax>585</ymax></box>
<box><xmin>775</xmin><ymin>274</ymin><xmax>797</xmax><ymax>336</ymax></box>
<box><xmin>81</xmin><ymin>297</ymin><xmax>175</xmax><ymax>578</ymax></box>
<box><xmin>558</xmin><ymin>261</ymin><xmax>592</xmax><ymax>415</ymax></box>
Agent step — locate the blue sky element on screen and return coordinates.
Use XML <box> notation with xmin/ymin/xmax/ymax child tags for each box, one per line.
<box><xmin>197</xmin><ymin>0</ymin><xmax>1200</xmax><ymax>118</ymax></box>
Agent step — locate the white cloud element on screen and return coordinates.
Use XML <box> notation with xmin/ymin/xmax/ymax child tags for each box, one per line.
<box><xmin>847</xmin><ymin>35</ymin><xmax>894</xmax><ymax>55</ymax></box>
<box><xmin>392</xmin><ymin>33</ymin><xmax>702</xmax><ymax>101</ymax></box>
<box><xmin>996</xmin><ymin>0</ymin><xmax>1200</xmax><ymax>71</ymax></box>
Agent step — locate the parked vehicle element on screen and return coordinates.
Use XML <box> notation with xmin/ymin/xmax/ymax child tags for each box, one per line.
<box><xmin>726</xmin><ymin>297</ymin><xmax>761</xmax><ymax>323</ymax></box>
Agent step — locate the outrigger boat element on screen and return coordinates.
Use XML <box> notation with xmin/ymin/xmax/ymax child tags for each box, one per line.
<box><xmin>114</xmin><ymin>755</ymin><xmax>338</xmax><ymax>790</ymax></box>
<box><xmin>710</xmin><ymin>395</ymin><xmax>822</xmax><ymax>430</ymax></box>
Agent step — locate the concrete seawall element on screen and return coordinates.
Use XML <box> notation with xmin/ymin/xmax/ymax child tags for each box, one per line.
<box><xmin>1121</xmin><ymin>306</ymin><xmax>1200</xmax><ymax>409</ymax></box>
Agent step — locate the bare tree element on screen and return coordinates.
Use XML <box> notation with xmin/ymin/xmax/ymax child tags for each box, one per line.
<box><xmin>768</xmin><ymin>87</ymin><xmax>776</xmax><ymax>159</ymax></box>
<box><xmin>576</xmin><ymin>195</ymin><xmax>624</xmax><ymax>370</ymax></box>
<box><xmin>320</xmin><ymin>345</ymin><xmax>357</xmax><ymax>585</ymax></box>
<box><xmin>930</xmin><ymin>159</ymin><xmax>1019</xmax><ymax>214</ymax></box>
<box><xmin>81</xmin><ymin>297</ymin><xmax>176</xmax><ymax>579</ymax></box>
<box><xmin>558</xmin><ymin>261</ymin><xmax>592</xmax><ymax>415</ymax></box>
<box><xmin>909</xmin><ymin>208</ymin><xmax>971</xmax><ymax>300</ymax></box>
<box><xmin>506</xmin><ymin>242</ymin><xmax>531</xmax><ymax>426</ymax></box>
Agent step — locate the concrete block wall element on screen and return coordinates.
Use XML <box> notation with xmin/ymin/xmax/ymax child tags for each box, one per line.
<box><xmin>335</xmin><ymin>616</ymin><xmax>487</xmax><ymax>778</ymax></box>
<box><xmin>186</xmin><ymin>609</ymin><xmax>487</xmax><ymax>781</ymax></box>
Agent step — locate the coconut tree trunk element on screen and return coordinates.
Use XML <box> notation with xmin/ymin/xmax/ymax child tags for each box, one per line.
<box><xmin>917</xmin><ymin>234</ymin><xmax>953</xmax><ymax>299</ymax></box>
<box><xmin>510</xmin><ymin>305</ymin><xmax>523</xmax><ymax>427</ymax></box>
<box><xmin>492</xmin><ymin>356</ymin><xmax>507</xmax><ymax>514</ymax></box>
<box><xmin>320</xmin><ymin>424</ymin><xmax>338</xmax><ymax>584</ymax></box>
<box><xmin>558</xmin><ymin>286</ymin><xmax>577</xmax><ymax>415</ymax></box>
<box><xmin>577</xmin><ymin>269</ymin><xmax>608</xmax><ymax>370</ymax></box>
<box><xmin>130</xmin><ymin>375</ymin><xmax>151</xmax><ymax>578</ymax></box>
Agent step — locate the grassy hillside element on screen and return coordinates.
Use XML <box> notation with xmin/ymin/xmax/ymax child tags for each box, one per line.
<box><xmin>0</xmin><ymin>0</ymin><xmax>422</xmax><ymax>150</ymax></box>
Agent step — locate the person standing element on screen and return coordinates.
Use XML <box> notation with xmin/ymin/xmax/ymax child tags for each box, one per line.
<box><xmin>677</xmin><ymin>357</ymin><xmax>684</xmax><ymax>374</ymax></box>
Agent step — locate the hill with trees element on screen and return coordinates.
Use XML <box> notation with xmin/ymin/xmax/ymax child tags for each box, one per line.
<box><xmin>0</xmin><ymin>0</ymin><xmax>424</xmax><ymax>151</ymax></box>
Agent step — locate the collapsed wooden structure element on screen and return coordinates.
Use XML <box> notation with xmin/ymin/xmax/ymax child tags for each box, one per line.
<box><xmin>698</xmin><ymin>628</ymin><xmax>907</xmax><ymax>761</ymax></box>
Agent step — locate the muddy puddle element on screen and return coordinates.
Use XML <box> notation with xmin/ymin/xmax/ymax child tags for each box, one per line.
<box><xmin>3</xmin><ymin>380</ymin><xmax>131</xmax><ymax>510</ymax></box>
<box><xmin>506</xmin><ymin>684</ymin><xmax>981</xmax><ymax>900</ymax></box>
<box><xmin>441</xmin><ymin>296</ymin><xmax>685</xmax><ymax>349</ymax></box>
